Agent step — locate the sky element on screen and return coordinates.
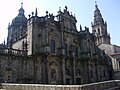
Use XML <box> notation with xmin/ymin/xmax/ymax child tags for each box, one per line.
<box><xmin>0</xmin><ymin>0</ymin><xmax>120</xmax><ymax>45</ymax></box>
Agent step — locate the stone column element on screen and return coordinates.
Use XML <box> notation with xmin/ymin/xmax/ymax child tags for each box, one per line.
<box><xmin>21</xmin><ymin>55</ymin><xmax>24</xmax><ymax>83</ymax></box>
<box><xmin>33</xmin><ymin>55</ymin><xmax>36</xmax><ymax>83</ymax></box>
<box><xmin>42</xmin><ymin>55</ymin><xmax>48</xmax><ymax>84</ymax></box>
<box><xmin>42</xmin><ymin>55</ymin><xmax>45</xmax><ymax>83</ymax></box>
<box><xmin>46</xmin><ymin>55</ymin><xmax>49</xmax><ymax>84</ymax></box>
<box><xmin>86</xmin><ymin>61</ymin><xmax>90</xmax><ymax>83</ymax></box>
<box><xmin>46</xmin><ymin>27</ymin><xmax>49</xmax><ymax>45</ymax></box>
<box><xmin>62</xmin><ymin>57</ymin><xmax>66</xmax><ymax>84</ymax></box>
<box><xmin>95</xmin><ymin>60</ymin><xmax>99</xmax><ymax>82</ymax></box>
<box><xmin>73</xmin><ymin>59</ymin><xmax>76</xmax><ymax>84</ymax></box>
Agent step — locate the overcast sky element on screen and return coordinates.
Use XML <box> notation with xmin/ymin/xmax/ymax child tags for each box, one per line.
<box><xmin>0</xmin><ymin>0</ymin><xmax>120</xmax><ymax>45</ymax></box>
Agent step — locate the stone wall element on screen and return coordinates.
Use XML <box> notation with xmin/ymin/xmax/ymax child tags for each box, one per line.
<box><xmin>1</xmin><ymin>80</ymin><xmax>120</xmax><ymax>90</ymax></box>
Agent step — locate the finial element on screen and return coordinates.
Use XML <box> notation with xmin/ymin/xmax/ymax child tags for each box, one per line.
<box><xmin>85</xmin><ymin>26</ymin><xmax>87</xmax><ymax>30</ymax></box>
<box><xmin>105</xmin><ymin>21</ymin><xmax>107</xmax><ymax>25</ymax></box>
<box><xmin>95</xmin><ymin>1</ymin><xmax>98</xmax><ymax>9</ymax></box>
<box><xmin>8</xmin><ymin>22</ymin><xmax>10</xmax><ymax>27</ymax></box>
<box><xmin>21</xmin><ymin>2</ymin><xmax>23</xmax><ymax>8</ymax></box>
<box><xmin>46</xmin><ymin>11</ymin><xmax>48</xmax><ymax>15</ymax></box>
<box><xmin>59</xmin><ymin>7</ymin><xmax>61</xmax><ymax>11</ymax></box>
<box><xmin>65</xmin><ymin>6</ymin><xmax>68</xmax><ymax>11</ymax></box>
<box><xmin>4</xmin><ymin>38</ymin><xmax>5</xmax><ymax>45</ymax></box>
<box><xmin>91</xmin><ymin>22</ymin><xmax>93</xmax><ymax>26</ymax></box>
<box><xmin>95</xmin><ymin>1</ymin><xmax>97</xmax><ymax>5</ymax></box>
<box><xmin>74</xmin><ymin>13</ymin><xmax>76</xmax><ymax>18</ymax></box>
<box><xmin>85</xmin><ymin>26</ymin><xmax>89</xmax><ymax>31</ymax></box>
<box><xmin>28</xmin><ymin>14</ymin><xmax>31</xmax><ymax>18</ymax></box>
<box><xmin>80</xmin><ymin>24</ymin><xmax>82</xmax><ymax>31</ymax></box>
<box><xmin>46</xmin><ymin>11</ymin><xmax>48</xmax><ymax>18</ymax></box>
<box><xmin>32</xmin><ymin>12</ymin><xmax>34</xmax><ymax>16</ymax></box>
<box><xmin>35</xmin><ymin>7</ymin><xmax>38</xmax><ymax>16</ymax></box>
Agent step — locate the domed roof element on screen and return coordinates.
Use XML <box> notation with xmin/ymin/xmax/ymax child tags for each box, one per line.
<box><xmin>12</xmin><ymin>3</ymin><xmax>27</xmax><ymax>26</ymax></box>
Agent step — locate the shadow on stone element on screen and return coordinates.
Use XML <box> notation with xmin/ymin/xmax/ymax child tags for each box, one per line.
<box><xmin>0</xmin><ymin>83</ymin><xmax>2</xmax><ymax>89</ymax></box>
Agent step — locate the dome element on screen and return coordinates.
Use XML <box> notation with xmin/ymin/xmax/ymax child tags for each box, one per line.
<box><xmin>12</xmin><ymin>3</ymin><xmax>27</xmax><ymax>26</ymax></box>
<box><xmin>12</xmin><ymin>15</ymin><xmax>27</xmax><ymax>26</ymax></box>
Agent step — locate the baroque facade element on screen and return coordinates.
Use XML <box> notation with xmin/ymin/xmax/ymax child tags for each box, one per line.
<box><xmin>0</xmin><ymin>3</ymin><xmax>113</xmax><ymax>84</ymax></box>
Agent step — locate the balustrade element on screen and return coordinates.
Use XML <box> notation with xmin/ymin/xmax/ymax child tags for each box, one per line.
<box><xmin>1</xmin><ymin>80</ymin><xmax>120</xmax><ymax>90</ymax></box>
<box><xmin>0</xmin><ymin>48</ymin><xmax>24</xmax><ymax>56</ymax></box>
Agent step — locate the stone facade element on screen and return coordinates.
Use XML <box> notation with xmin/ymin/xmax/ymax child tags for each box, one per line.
<box><xmin>99</xmin><ymin>44</ymin><xmax>120</xmax><ymax>79</ymax></box>
<box><xmin>0</xmin><ymin>3</ymin><xmax>113</xmax><ymax>84</ymax></box>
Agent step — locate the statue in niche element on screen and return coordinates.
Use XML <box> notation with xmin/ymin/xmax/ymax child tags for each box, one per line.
<box><xmin>49</xmin><ymin>13</ymin><xmax>54</xmax><ymax>20</ymax></box>
<box><xmin>65</xmin><ymin>6</ymin><xmax>68</xmax><ymax>11</ymax></box>
<box><xmin>51</xmin><ymin>69</ymin><xmax>56</xmax><ymax>80</ymax></box>
<box><xmin>76</xmin><ymin>69</ymin><xmax>81</xmax><ymax>76</ymax></box>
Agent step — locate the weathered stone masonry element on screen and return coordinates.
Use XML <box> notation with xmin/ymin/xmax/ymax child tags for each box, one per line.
<box><xmin>0</xmin><ymin>3</ymin><xmax>114</xmax><ymax>84</ymax></box>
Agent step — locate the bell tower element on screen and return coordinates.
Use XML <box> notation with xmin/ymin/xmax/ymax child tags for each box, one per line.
<box><xmin>91</xmin><ymin>2</ymin><xmax>111</xmax><ymax>45</ymax></box>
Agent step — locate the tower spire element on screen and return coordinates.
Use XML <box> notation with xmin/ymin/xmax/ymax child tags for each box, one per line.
<box><xmin>95</xmin><ymin>1</ymin><xmax>99</xmax><ymax>11</ymax></box>
<box><xmin>4</xmin><ymin>38</ymin><xmax>5</xmax><ymax>45</ymax></box>
<box><xmin>93</xmin><ymin>2</ymin><xmax>103</xmax><ymax>25</ymax></box>
<box><xmin>35</xmin><ymin>7</ymin><xmax>38</xmax><ymax>16</ymax></box>
<box><xmin>91</xmin><ymin>2</ymin><xmax>111</xmax><ymax>45</ymax></box>
<box><xmin>80</xmin><ymin>24</ymin><xmax>82</xmax><ymax>31</ymax></box>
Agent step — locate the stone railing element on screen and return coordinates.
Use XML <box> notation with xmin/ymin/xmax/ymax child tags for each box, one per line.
<box><xmin>0</xmin><ymin>80</ymin><xmax>120</xmax><ymax>90</ymax></box>
<box><xmin>0</xmin><ymin>48</ymin><xmax>24</xmax><ymax>56</ymax></box>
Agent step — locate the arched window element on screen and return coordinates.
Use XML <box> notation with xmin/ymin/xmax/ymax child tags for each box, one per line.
<box><xmin>97</xmin><ymin>28</ymin><xmax>100</xmax><ymax>35</ymax></box>
<box><xmin>51</xmin><ymin>39</ymin><xmax>55</xmax><ymax>53</ymax></box>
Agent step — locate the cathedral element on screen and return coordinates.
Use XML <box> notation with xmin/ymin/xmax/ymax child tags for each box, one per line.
<box><xmin>0</xmin><ymin>3</ymin><xmax>114</xmax><ymax>84</ymax></box>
